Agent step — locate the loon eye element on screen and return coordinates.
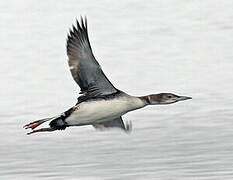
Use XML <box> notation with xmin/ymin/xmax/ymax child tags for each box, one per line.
<box><xmin>167</xmin><ymin>95</ymin><xmax>172</xmax><ymax>98</ymax></box>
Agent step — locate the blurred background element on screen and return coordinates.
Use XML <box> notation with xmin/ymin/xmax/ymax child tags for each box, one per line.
<box><xmin>0</xmin><ymin>0</ymin><xmax>233</xmax><ymax>179</ymax></box>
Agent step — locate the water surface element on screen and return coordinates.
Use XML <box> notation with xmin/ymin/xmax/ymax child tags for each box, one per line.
<box><xmin>0</xmin><ymin>0</ymin><xmax>233</xmax><ymax>179</ymax></box>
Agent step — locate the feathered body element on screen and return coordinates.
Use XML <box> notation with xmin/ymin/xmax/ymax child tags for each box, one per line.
<box><xmin>24</xmin><ymin>17</ymin><xmax>191</xmax><ymax>135</ymax></box>
<box><xmin>65</xmin><ymin>91</ymin><xmax>145</xmax><ymax>126</ymax></box>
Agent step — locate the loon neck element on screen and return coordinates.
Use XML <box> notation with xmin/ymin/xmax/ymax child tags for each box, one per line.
<box><xmin>127</xmin><ymin>95</ymin><xmax>158</xmax><ymax>110</ymax></box>
<box><xmin>138</xmin><ymin>95</ymin><xmax>160</xmax><ymax>105</ymax></box>
<box><xmin>139</xmin><ymin>96</ymin><xmax>151</xmax><ymax>105</ymax></box>
<box><xmin>122</xmin><ymin>93</ymin><xmax>160</xmax><ymax>112</ymax></box>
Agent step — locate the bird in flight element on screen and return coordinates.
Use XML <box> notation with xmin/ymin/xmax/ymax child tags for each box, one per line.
<box><xmin>24</xmin><ymin>17</ymin><xmax>191</xmax><ymax>135</ymax></box>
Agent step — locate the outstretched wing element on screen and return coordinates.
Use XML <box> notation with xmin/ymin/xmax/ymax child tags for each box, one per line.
<box><xmin>93</xmin><ymin>117</ymin><xmax>132</xmax><ymax>132</ymax></box>
<box><xmin>66</xmin><ymin>17</ymin><xmax>118</xmax><ymax>101</ymax></box>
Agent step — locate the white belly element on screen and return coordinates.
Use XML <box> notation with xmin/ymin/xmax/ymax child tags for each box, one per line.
<box><xmin>65</xmin><ymin>98</ymin><xmax>133</xmax><ymax>126</ymax></box>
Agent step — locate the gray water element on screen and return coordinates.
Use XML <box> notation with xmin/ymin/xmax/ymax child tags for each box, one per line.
<box><xmin>1</xmin><ymin>0</ymin><xmax>233</xmax><ymax>179</ymax></box>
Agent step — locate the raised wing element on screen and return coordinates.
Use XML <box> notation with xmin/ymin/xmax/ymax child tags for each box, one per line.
<box><xmin>93</xmin><ymin>117</ymin><xmax>132</xmax><ymax>133</ymax></box>
<box><xmin>66</xmin><ymin>17</ymin><xmax>118</xmax><ymax>101</ymax></box>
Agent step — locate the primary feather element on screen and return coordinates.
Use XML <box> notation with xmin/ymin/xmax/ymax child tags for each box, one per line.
<box><xmin>66</xmin><ymin>17</ymin><xmax>118</xmax><ymax>102</ymax></box>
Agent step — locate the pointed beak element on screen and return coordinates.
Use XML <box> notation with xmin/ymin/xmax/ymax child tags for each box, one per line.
<box><xmin>177</xmin><ymin>96</ymin><xmax>192</xmax><ymax>101</ymax></box>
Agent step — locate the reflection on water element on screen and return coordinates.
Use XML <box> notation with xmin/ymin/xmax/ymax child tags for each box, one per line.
<box><xmin>0</xmin><ymin>0</ymin><xmax>233</xmax><ymax>179</ymax></box>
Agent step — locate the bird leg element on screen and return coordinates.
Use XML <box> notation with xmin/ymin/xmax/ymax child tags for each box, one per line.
<box><xmin>27</xmin><ymin>128</ymin><xmax>55</xmax><ymax>135</ymax></box>
<box><xmin>24</xmin><ymin>118</ymin><xmax>55</xmax><ymax>135</ymax></box>
<box><xmin>24</xmin><ymin>118</ymin><xmax>51</xmax><ymax>130</ymax></box>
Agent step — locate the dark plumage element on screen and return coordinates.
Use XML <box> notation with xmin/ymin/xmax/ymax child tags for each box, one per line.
<box><xmin>67</xmin><ymin>17</ymin><xmax>118</xmax><ymax>102</ymax></box>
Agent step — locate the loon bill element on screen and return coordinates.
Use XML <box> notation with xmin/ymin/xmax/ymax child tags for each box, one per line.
<box><xmin>24</xmin><ymin>17</ymin><xmax>192</xmax><ymax>135</ymax></box>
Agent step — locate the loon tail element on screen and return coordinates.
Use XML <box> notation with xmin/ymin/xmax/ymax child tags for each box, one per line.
<box><xmin>24</xmin><ymin>115</ymin><xmax>67</xmax><ymax>135</ymax></box>
<box><xmin>24</xmin><ymin>107</ymin><xmax>74</xmax><ymax>135</ymax></box>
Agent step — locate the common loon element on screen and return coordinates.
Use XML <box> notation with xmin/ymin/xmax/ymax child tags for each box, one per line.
<box><xmin>24</xmin><ymin>17</ymin><xmax>192</xmax><ymax>135</ymax></box>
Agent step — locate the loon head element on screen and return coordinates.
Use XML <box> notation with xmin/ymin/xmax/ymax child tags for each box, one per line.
<box><xmin>145</xmin><ymin>93</ymin><xmax>192</xmax><ymax>105</ymax></box>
